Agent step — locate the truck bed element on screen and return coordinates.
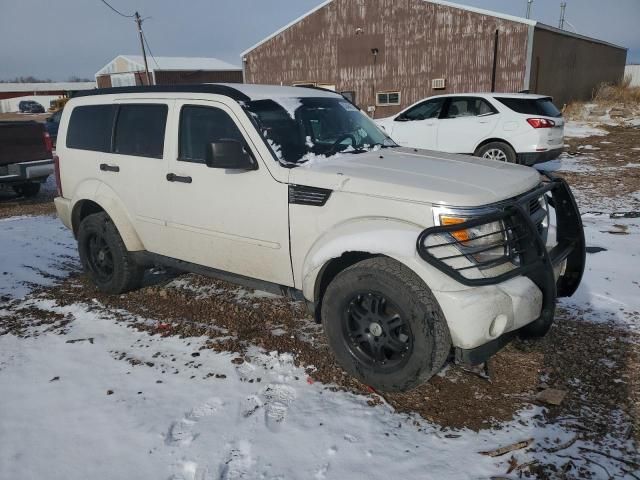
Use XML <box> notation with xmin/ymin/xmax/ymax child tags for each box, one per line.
<box><xmin>0</xmin><ymin>121</ymin><xmax>50</xmax><ymax>167</ymax></box>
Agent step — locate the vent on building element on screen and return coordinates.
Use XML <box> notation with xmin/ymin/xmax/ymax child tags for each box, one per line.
<box><xmin>432</xmin><ymin>78</ymin><xmax>446</xmax><ymax>90</ymax></box>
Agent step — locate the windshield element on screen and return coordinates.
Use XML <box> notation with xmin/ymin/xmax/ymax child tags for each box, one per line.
<box><xmin>244</xmin><ymin>97</ymin><xmax>396</xmax><ymax>166</ymax></box>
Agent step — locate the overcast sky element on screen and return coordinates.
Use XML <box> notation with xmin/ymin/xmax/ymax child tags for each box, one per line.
<box><xmin>1</xmin><ymin>0</ymin><xmax>638</xmax><ymax>80</ymax></box>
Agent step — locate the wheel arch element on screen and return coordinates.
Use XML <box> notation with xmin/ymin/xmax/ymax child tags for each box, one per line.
<box><xmin>71</xmin><ymin>182</ymin><xmax>144</xmax><ymax>252</ymax></box>
<box><xmin>473</xmin><ymin>138</ymin><xmax>517</xmax><ymax>156</ymax></box>
<box><xmin>300</xmin><ymin>218</ymin><xmax>462</xmax><ymax>321</ymax></box>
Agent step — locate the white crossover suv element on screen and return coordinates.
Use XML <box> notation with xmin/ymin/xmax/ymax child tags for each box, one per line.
<box><xmin>375</xmin><ymin>93</ymin><xmax>565</xmax><ymax>165</ymax></box>
<box><xmin>54</xmin><ymin>84</ymin><xmax>585</xmax><ymax>392</ymax></box>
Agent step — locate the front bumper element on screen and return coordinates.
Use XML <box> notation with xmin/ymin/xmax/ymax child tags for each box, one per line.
<box><xmin>518</xmin><ymin>148</ymin><xmax>563</xmax><ymax>166</ymax></box>
<box><xmin>417</xmin><ymin>176</ymin><xmax>586</xmax><ymax>364</ymax></box>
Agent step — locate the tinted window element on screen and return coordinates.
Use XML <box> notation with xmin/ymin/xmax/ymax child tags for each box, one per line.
<box><xmin>444</xmin><ymin>97</ymin><xmax>497</xmax><ymax>119</ymax></box>
<box><xmin>179</xmin><ymin>106</ymin><xmax>246</xmax><ymax>163</ymax></box>
<box><xmin>400</xmin><ymin>98</ymin><xmax>444</xmax><ymax>121</ymax></box>
<box><xmin>113</xmin><ymin>104</ymin><xmax>168</xmax><ymax>158</ymax></box>
<box><xmin>66</xmin><ymin>105</ymin><xmax>116</xmax><ymax>152</ymax></box>
<box><xmin>495</xmin><ymin>97</ymin><xmax>562</xmax><ymax>117</ymax></box>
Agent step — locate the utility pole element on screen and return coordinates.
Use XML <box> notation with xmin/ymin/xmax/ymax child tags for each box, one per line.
<box><xmin>135</xmin><ymin>11</ymin><xmax>152</xmax><ymax>85</ymax></box>
<box><xmin>526</xmin><ymin>0</ymin><xmax>533</xmax><ymax>19</ymax></box>
<box><xmin>559</xmin><ymin>2</ymin><xmax>567</xmax><ymax>30</ymax></box>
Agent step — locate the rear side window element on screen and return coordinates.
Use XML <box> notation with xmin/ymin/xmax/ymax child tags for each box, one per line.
<box><xmin>179</xmin><ymin>105</ymin><xmax>246</xmax><ymax>163</ymax></box>
<box><xmin>495</xmin><ymin>97</ymin><xmax>562</xmax><ymax>118</ymax></box>
<box><xmin>66</xmin><ymin>105</ymin><xmax>116</xmax><ymax>152</ymax></box>
<box><xmin>114</xmin><ymin>104</ymin><xmax>168</xmax><ymax>158</ymax></box>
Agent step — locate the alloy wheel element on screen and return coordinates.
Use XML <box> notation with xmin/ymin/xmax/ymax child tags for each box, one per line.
<box><xmin>343</xmin><ymin>292</ymin><xmax>413</xmax><ymax>370</ymax></box>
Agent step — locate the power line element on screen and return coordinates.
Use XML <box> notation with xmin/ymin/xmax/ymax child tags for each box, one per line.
<box><xmin>99</xmin><ymin>0</ymin><xmax>134</xmax><ymax>18</ymax></box>
<box><xmin>99</xmin><ymin>0</ymin><xmax>153</xmax><ymax>84</ymax></box>
<box><xmin>142</xmin><ymin>30</ymin><xmax>160</xmax><ymax>69</ymax></box>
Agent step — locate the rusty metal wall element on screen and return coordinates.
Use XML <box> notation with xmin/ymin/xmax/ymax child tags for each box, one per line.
<box><xmin>96</xmin><ymin>75</ymin><xmax>112</xmax><ymax>89</ymax></box>
<box><xmin>530</xmin><ymin>27</ymin><xmax>627</xmax><ymax>106</ymax></box>
<box><xmin>244</xmin><ymin>0</ymin><xmax>530</xmax><ymax>117</ymax></box>
<box><xmin>153</xmin><ymin>70</ymin><xmax>243</xmax><ymax>85</ymax></box>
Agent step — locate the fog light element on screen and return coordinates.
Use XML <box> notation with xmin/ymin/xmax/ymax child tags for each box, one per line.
<box><xmin>489</xmin><ymin>314</ymin><xmax>508</xmax><ymax>338</ymax></box>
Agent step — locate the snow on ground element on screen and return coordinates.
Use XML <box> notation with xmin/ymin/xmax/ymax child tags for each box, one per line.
<box><xmin>564</xmin><ymin>121</ymin><xmax>609</xmax><ymax>138</ymax></box>
<box><xmin>535</xmin><ymin>153</ymin><xmax>597</xmax><ymax>174</ymax></box>
<box><xmin>0</xmin><ymin>215</ymin><xmax>76</xmax><ymax>299</ymax></box>
<box><xmin>560</xmin><ymin>214</ymin><xmax>640</xmax><ymax>331</ymax></box>
<box><xmin>1</xmin><ymin>211</ymin><xmax>638</xmax><ymax>479</ymax></box>
<box><xmin>0</xmin><ymin>297</ymin><xmax>550</xmax><ymax>480</ymax></box>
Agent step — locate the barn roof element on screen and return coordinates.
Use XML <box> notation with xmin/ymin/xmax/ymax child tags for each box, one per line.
<box><xmin>96</xmin><ymin>55</ymin><xmax>242</xmax><ymax>76</ymax></box>
<box><xmin>241</xmin><ymin>0</ymin><xmax>625</xmax><ymax>57</ymax></box>
<box><xmin>0</xmin><ymin>82</ymin><xmax>96</xmax><ymax>93</ymax></box>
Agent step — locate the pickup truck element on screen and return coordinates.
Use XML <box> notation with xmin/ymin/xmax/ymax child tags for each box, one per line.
<box><xmin>0</xmin><ymin>121</ymin><xmax>54</xmax><ymax>197</ymax></box>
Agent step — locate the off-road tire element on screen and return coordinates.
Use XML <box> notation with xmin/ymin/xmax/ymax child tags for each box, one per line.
<box><xmin>321</xmin><ymin>257</ymin><xmax>451</xmax><ymax>392</ymax></box>
<box><xmin>14</xmin><ymin>182</ymin><xmax>41</xmax><ymax>198</ymax></box>
<box><xmin>476</xmin><ymin>141</ymin><xmax>517</xmax><ymax>164</ymax></box>
<box><xmin>77</xmin><ymin>212</ymin><xmax>144</xmax><ymax>294</ymax></box>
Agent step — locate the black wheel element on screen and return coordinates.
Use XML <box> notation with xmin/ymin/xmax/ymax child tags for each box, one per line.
<box><xmin>321</xmin><ymin>257</ymin><xmax>451</xmax><ymax>392</ymax></box>
<box><xmin>77</xmin><ymin>212</ymin><xmax>144</xmax><ymax>294</ymax></box>
<box><xmin>14</xmin><ymin>182</ymin><xmax>41</xmax><ymax>198</ymax></box>
<box><xmin>476</xmin><ymin>142</ymin><xmax>517</xmax><ymax>164</ymax></box>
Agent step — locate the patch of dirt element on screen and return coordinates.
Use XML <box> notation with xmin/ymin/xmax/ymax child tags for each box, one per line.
<box><xmin>558</xmin><ymin>125</ymin><xmax>640</xmax><ymax>211</ymax></box>
<box><xmin>0</xmin><ymin>185</ymin><xmax>56</xmax><ymax>218</ymax></box>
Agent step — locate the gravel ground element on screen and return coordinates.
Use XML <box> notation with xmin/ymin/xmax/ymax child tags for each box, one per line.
<box><xmin>0</xmin><ymin>175</ymin><xmax>57</xmax><ymax>218</ymax></box>
<box><xmin>558</xmin><ymin>124</ymin><xmax>640</xmax><ymax>212</ymax></box>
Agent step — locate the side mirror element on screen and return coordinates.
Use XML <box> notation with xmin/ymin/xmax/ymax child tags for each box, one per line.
<box><xmin>205</xmin><ymin>140</ymin><xmax>257</xmax><ymax>170</ymax></box>
<box><xmin>394</xmin><ymin>115</ymin><xmax>409</xmax><ymax>122</ymax></box>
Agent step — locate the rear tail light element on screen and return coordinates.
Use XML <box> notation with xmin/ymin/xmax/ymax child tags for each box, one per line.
<box><xmin>43</xmin><ymin>131</ymin><xmax>53</xmax><ymax>154</ymax></box>
<box><xmin>54</xmin><ymin>155</ymin><xmax>63</xmax><ymax>197</ymax></box>
<box><xmin>527</xmin><ymin>118</ymin><xmax>556</xmax><ymax>129</ymax></box>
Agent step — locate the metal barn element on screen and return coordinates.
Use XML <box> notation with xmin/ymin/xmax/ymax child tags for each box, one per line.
<box><xmin>242</xmin><ymin>0</ymin><xmax>627</xmax><ymax>117</ymax></box>
<box><xmin>95</xmin><ymin>55</ymin><xmax>243</xmax><ymax>88</ymax></box>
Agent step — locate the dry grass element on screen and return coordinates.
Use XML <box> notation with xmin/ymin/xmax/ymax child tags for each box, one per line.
<box><xmin>593</xmin><ymin>75</ymin><xmax>640</xmax><ymax>104</ymax></box>
<box><xmin>563</xmin><ymin>75</ymin><xmax>640</xmax><ymax>121</ymax></box>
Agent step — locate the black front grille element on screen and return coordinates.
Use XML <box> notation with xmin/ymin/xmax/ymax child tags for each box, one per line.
<box><xmin>417</xmin><ymin>183</ymin><xmax>559</xmax><ymax>287</ymax></box>
<box><xmin>288</xmin><ymin>185</ymin><xmax>332</xmax><ymax>206</ymax></box>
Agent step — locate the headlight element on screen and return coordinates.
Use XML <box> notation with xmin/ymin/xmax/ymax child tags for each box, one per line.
<box><xmin>434</xmin><ymin>209</ymin><xmax>509</xmax><ymax>267</ymax></box>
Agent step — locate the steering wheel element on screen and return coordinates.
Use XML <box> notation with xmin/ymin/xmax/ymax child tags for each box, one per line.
<box><xmin>326</xmin><ymin>133</ymin><xmax>357</xmax><ymax>155</ymax></box>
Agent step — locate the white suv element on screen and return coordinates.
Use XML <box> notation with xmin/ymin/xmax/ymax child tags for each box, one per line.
<box><xmin>375</xmin><ymin>93</ymin><xmax>564</xmax><ymax>165</ymax></box>
<box><xmin>54</xmin><ymin>84</ymin><xmax>585</xmax><ymax>392</ymax></box>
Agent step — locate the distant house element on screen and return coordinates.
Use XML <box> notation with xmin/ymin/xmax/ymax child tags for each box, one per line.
<box><xmin>242</xmin><ymin>0</ymin><xmax>627</xmax><ymax>116</ymax></box>
<box><xmin>95</xmin><ymin>55</ymin><xmax>243</xmax><ymax>88</ymax></box>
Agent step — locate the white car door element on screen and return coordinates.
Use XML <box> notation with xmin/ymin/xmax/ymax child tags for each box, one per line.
<box><xmin>386</xmin><ymin>98</ymin><xmax>445</xmax><ymax>150</ymax></box>
<box><xmin>436</xmin><ymin>97</ymin><xmax>500</xmax><ymax>154</ymax></box>
<box><xmin>109</xmin><ymin>100</ymin><xmax>173</xmax><ymax>254</ymax></box>
<box><xmin>164</xmin><ymin>99</ymin><xmax>293</xmax><ymax>287</ymax></box>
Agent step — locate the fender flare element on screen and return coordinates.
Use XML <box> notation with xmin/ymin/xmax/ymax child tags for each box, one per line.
<box><xmin>300</xmin><ymin>217</ymin><xmax>464</xmax><ymax>302</ymax></box>
<box><xmin>71</xmin><ymin>179</ymin><xmax>145</xmax><ymax>252</ymax></box>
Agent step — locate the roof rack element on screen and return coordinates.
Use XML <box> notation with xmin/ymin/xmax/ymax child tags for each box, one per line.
<box><xmin>71</xmin><ymin>84</ymin><xmax>251</xmax><ymax>102</ymax></box>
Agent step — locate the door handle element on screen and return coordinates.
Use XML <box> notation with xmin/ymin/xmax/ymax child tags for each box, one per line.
<box><xmin>166</xmin><ymin>173</ymin><xmax>192</xmax><ymax>184</ymax></box>
<box><xmin>100</xmin><ymin>163</ymin><xmax>120</xmax><ymax>173</ymax></box>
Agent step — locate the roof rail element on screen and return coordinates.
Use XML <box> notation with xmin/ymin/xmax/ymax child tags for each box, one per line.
<box><xmin>71</xmin><ymin>84</ymin><xmax>251</xmax><ymax>102</ymax></box>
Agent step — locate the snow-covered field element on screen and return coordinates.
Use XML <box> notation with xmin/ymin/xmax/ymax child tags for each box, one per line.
<box><xmin>1</xmin><ymin>205</ymin><xmax>638</xmax><ymax>479</ymax></box>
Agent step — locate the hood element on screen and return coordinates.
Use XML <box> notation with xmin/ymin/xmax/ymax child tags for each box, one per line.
<box><xmin>289</xmin><ymin>147</ymin><xmax>541</xmax><ymax>207</ymax></box>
